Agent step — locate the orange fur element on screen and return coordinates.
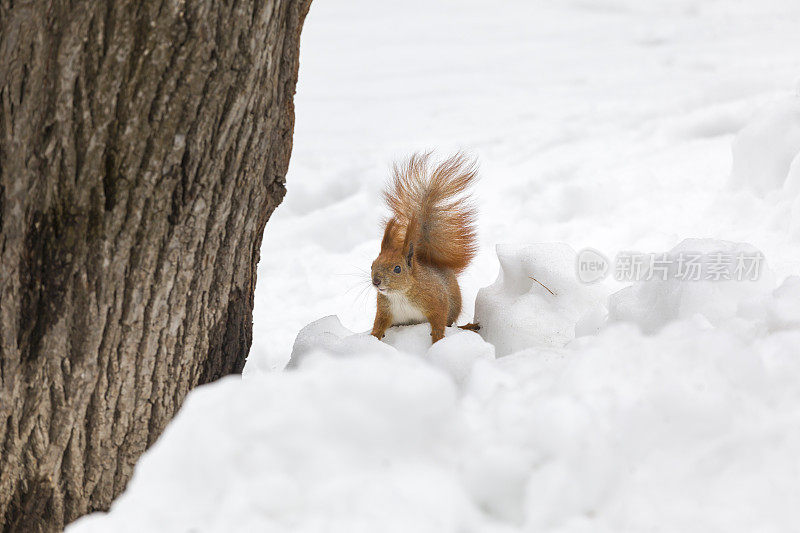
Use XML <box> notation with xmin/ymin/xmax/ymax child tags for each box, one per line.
<box><xmin>382</xmin><ymin>152</ymin><xmax>478</xmax><ymax>273</ymax></box>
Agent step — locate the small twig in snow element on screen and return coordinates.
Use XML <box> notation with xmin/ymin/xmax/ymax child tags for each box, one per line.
<box><xmin>529</xmin><ymin>276</ymin><xmax>556</xmax><ymax>296</ymax></box>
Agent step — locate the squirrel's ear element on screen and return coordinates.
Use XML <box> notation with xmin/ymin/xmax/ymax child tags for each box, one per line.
<box><xmin>403</xmin><ymin>215</ymin><xmax>419</xmax><ymax>266</ymax></box>
<box><xmin>381</xmin><ymin>218</ymin><xmax>396</xmax><ymax>251</ymax></box>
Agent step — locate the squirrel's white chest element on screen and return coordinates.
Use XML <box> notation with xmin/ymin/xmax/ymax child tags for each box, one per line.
<box><xmin>386</xmin><ymin>292</ymin><xmax>427</xmax><ymax>325</ymax></box>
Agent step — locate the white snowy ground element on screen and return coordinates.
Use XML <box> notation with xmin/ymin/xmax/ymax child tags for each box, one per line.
<box><xmin>71</xmin><ymin>0</ymin><xmax>800</xmax><ymax>531</ymax></box>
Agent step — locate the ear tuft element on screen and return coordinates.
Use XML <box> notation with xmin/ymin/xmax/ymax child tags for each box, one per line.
<box><xmin>406</xmin><ymin>242</ymin><xmax>414</xmax><ymax>266</ymax></box>
<box><xmin>381</xmin><ymin>218</ymin><xmax>397</xmax><ymax>251</ymax></box>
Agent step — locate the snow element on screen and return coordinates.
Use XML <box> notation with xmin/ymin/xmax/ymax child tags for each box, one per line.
<box><xmin>731</xmin><ymin>96</ymin><xmax>800</xmax><ymax>196</ymax></box>
<box><xmin>475</xmin><ymin>243</ymin><xmax>606</xmax><ymax>355</ymax></box>
<box><xmin>607</xmin><ymin>238</ymin><xmax>774</xmax><ymax>333</ymax></box>
<box><xmin>69</xmin><ymin>0</ymin><xmax>800</xmax><ymax>531</ymax></box>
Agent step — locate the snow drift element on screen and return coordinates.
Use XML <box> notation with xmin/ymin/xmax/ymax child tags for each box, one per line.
<box><xmin>730</xmin><ymin>94</ymin><xmax>800</xmax><ymax>197</ymax></box>
<box><xmin>71</xmin><ymin>242</ymin><xmax>800</xmax><ymax>533</ymax></box>
<box><xmin>474</xmin><ymin>244</ymin><xmax>606</xmax><ymax>355</ymax></box>
<box><xmin>608</xmin><ymin>238</ymin><xmax>774</xmax><ymax>333</ymax></box>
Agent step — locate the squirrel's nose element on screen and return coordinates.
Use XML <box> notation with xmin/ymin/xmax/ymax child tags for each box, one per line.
<box><xmin>372</xmin><ymin>276</ymin><xmax>380</xmax><ymax>287</ymax></box>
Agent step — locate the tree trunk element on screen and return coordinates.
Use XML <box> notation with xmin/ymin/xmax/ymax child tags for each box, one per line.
<box><xmin>0</xmin><ymin>0</ymin><xmax>311</xmax><ymax>529</ymax></box>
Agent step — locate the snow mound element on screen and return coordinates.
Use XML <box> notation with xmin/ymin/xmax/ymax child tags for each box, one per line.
<box><xmin>474</xmin><ymin>244</ymin><xmax>606</xmax><ymax>356</ymax></box>
<box><xmin>71</xmin><ymin>353</ymin><xmax>476</xmax><ymax>533</ymax></box>
<box><xmin>608</xmin><ymin>239</ymin><xmax>774</xmax><ymax>333</ymax></box>
<box><xmin>70</xmin><ymin>292</ymin><xmax>800</xmax><ymax>533</ymax></box>
<box><xmin>427</xmin><ymin>330</ymin><xmax>496</xmax><ymax>386</ymax></box>
<box><xmin>739</xmin><ymin>275</ymin><xmax>800</xmax><ymax>333</ymax></box>
<box><xmin>288</xmin><ymin>315</ymin><xmax>394</xmax><ymax>368</ymax></box>
<box><xmin>766</xmin><ymin>275</ymin><xmax>800</xmax><ymax>330</ymax></box>
<box><xmin>289</xmin><ymin>315</ymin><xmax>494</xmax><ymax>385</ymax></box>
<box><xmin>730</xmin><ymin>94</ymin><xmax>800</xmax><ymax>196</ymax></box>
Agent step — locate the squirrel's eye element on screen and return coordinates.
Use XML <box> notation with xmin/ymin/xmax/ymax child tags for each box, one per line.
<box><xmin>393</xmin><ymin>265</ymin><xmax>401</xmax><ymax>274</ymax></box>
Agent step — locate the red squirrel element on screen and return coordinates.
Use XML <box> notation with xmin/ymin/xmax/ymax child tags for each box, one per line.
<box><xmin>370</xmin><ymin>153</ymin><xmax>480</xmax><ymax>343</ymax></box>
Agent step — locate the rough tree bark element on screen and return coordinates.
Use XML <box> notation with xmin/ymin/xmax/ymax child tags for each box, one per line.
<box><xmin>0</xmin><ymin>0</ymin><xmax>311</xmax><ymax>529</ymax></box>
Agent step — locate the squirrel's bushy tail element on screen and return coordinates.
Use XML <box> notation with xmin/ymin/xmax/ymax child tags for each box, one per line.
<box><xmin>383</xmin><ymin>152</ymin><xmax>478</xmax><ymax>274</ymax></box>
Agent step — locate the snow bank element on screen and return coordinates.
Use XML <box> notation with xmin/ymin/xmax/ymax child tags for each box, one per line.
<box><xmin>730</xmin><ymin>94</ymin><xmax>800</xmax><ymax>196</ymax></box>
<box><xmin>71</xmin><ymin>353</ymin><xmax>481</xmax><ymax>533</ymax></box>
<box><xmin>71</xmin><ymin>263</ymin><xmax>800</xmax><ymax>533</ymax></box>
<box><xmin>608</xmin><ymin>239</ymin><xmax>774</xmax><ymax>333</ymax></box>
<box><xmin>739</xmin><ymin>275</ymin><xmax>800</xmax><ymax>333</ymax></box>
<box><xmin>474</xmin><ymin>244</ymin><xmax>606</xmax><ymax>356</ymax></box>
<box><xmin>288</xmin><ymin>315</ymin><xmax>495</xmax><ymax>385</ymax></box>
<box><xmin>288</xmin><ymin>315</ymin><xmax>394</xmax><ymax>368</ymax></box>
